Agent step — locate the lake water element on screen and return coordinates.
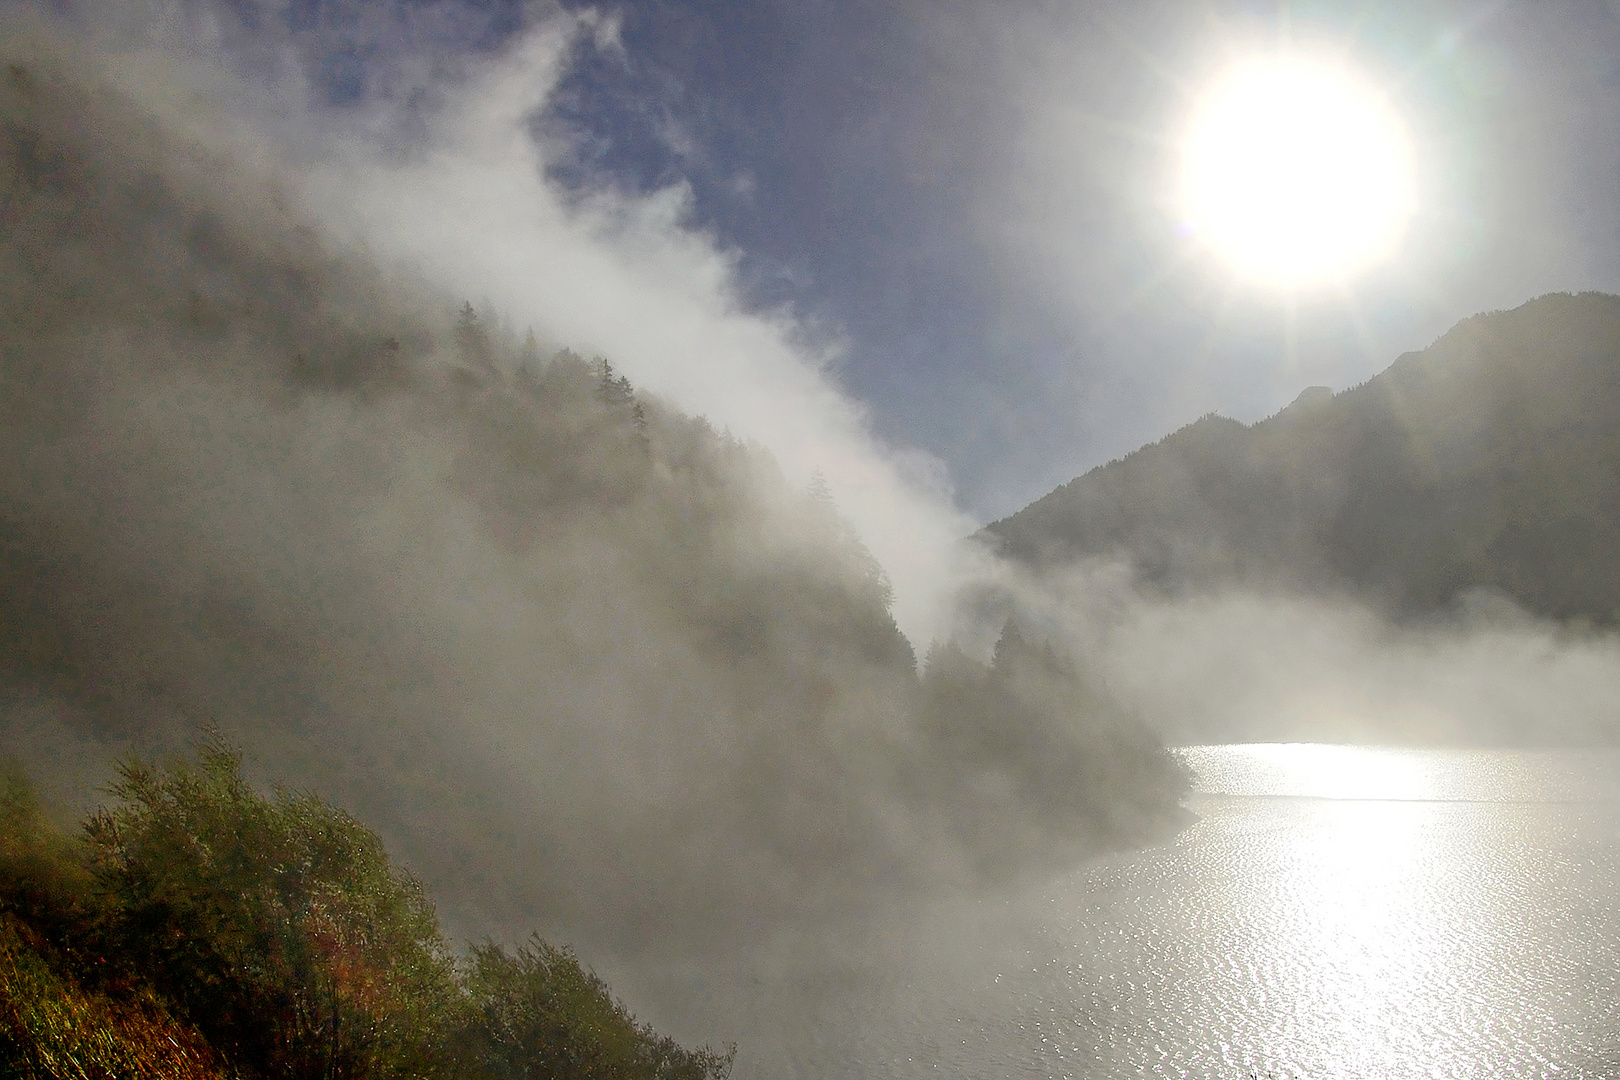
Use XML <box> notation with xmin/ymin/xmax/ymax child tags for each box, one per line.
<box><xmin>692</xmin><ymin>744</ymin><xmax>1620</xmax><ymax>1080</ymax></box>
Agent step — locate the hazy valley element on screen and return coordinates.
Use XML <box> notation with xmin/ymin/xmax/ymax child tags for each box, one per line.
<box><xmin>7</xmin><ymin>4</ymin><xmax>1620</xmax><ymax>1078</ymax></box>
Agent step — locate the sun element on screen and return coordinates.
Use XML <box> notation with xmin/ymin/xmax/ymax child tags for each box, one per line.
<box><xmin>1180</xmin><ymin>56</ymin><xmax>1415</xmax><ymax>287</ymax></box>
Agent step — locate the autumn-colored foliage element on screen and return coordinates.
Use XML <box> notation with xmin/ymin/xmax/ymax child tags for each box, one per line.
<box><xmin>82</xmin><ymin>741</ymin><xmax>455</xmax><ymax>1079</ymax></box>
<box><xmin>0</xmin><ymin>746</ymin><xmax>731</xmax><ymax>1080</ymax></box>
<box><xmin>0</xmin><ymin>915</ymin><xmax>230</xmax><ymax>1080</ymax></box>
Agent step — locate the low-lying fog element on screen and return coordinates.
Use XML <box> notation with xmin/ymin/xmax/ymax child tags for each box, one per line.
<box><xmin>1000</xmin><ymin>562</ymin><xmax>1620</xmax><ymax>747</ymax></box>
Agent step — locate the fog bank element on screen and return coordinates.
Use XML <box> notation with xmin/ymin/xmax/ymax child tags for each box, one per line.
<box><xmin>0</xmin><ymin>10</ymin><xmax>1184</xmax><ymax>980</ymax></box>
<box><xmin>984</xmin><ymin>560</ymin><xmax>1620</xmax><ymax>747</ymax></box>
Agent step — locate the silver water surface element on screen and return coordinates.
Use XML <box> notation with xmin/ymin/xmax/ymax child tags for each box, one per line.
<box><xmin>664</xmin><ymin>744</ymin><xmax>1620</xmax><ymax>1080</ymax></box>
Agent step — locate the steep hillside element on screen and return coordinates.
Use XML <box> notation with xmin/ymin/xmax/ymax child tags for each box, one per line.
<box><xmin>0</xmin><ymin>30</ymin><xmax>1186</xmax><ymax>964</ymax></box>
<box><xmin>987</xmin><ymin>292</ymin><xmax>1620</xmax><ymax>623</ymax></box>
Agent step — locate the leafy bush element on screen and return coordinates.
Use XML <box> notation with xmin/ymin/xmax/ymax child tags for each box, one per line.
<box><xmin>83</xmin><ymin>740</ymin><xmax>456</xmax><ymax>1079</ymax></box>
<box><xmin>0</xmin><ymin>745</ymin><xmax>733</xmax><ymax>1080</ymax></box>
<box><xmin>454</xmin><ymin>936</ymin><xmax>734</xmax><ymax>1080</ymax></box>
<box><xmin>0</xmin><ymin>759</ymin><xmax>96</xmax><ymax>950</ymax></box>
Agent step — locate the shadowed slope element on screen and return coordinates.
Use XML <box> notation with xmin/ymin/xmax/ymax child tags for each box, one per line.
<box><xmin>988</xmin><ymin>292</ymin><xmax>1620</xmax><ymax>623</ymax></box>
<box><xmin>0</xmin><ymin>25</ymin><xmax>1186</xmax><ymax>966</ymax></box>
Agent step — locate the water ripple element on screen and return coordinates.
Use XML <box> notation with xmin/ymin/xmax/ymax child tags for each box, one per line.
<box><xmin>697</xmin><ymin>746</ymin><xmax>1620</xmax><ymax>1080</ymax></box>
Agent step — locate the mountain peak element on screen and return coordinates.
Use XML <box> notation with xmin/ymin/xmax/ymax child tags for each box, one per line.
<box><xmin>988</xmin><ymin>291</ymin><xmax>1620</xmax><ymax>623</ymax></box>
<box><xmin>1284</xmin><ymin>385</ymin><xmax>1334</xmax><ymax>411</ymax></box>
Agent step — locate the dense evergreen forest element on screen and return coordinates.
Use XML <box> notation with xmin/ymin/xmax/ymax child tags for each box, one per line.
<box><xmin>0</xmin><ymin>24</ymin><xmax>1188</xmax><ymax>1072</ymax></box>
<box><xmin>988</xmin><ymin>291</ymin><xmax>1620</xmax><ymax>624</ymax></box>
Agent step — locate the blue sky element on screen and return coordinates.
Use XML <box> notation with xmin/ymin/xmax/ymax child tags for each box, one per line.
<box><xmin>40</xmin><ymin>0</ymin><xmax>1620</xmax><ymax>522</ymax></box>
<box><xmin>528</xmin><ymin>0</ymin><xmax>1620</xmax><ymax>517</ymax></box>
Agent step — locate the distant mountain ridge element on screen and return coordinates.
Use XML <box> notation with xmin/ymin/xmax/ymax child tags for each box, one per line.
<box><xmin>986</xmin><ymin>292</ymin><xmax>1620</xmax><ymax>623</ymax></box>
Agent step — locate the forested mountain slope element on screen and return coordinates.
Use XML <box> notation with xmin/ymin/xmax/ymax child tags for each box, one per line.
<box><xmin>987</xmin><ymin>292</ymin><xmax>1620</xmax><ymax>623</ymax></box>
<box><xmin>0</xmin><ymin>27</ymin><xmax>1186</xmax><ymax>972</ymax></box>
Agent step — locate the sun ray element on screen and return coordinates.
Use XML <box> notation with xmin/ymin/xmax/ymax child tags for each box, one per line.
<box><xmin>1329</xmin><ymin>278</ymin><xmax>1387</xmax><ymax>376</ymax></box>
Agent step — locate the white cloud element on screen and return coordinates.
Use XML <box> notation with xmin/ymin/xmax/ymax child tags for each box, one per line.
<box><xmin>1010</xmin><ymin>560</ymin><xmax>1620</xmax><ymax>747</ymax></box>
<box><xmin>286</xmin><ymin>16</ymin><xmax>977</xmax><ymax>645</ymax></box>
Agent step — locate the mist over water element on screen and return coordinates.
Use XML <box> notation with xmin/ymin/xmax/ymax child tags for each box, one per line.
<box><xmin>973</xmin><ymin>558</ymin><xmax>1620</xmax><ymax>748</ymax></box>
<box><xmin>629</xmin><ymin>744</ymin><xmax>1620</xmax><ymax>1080</ymax></box>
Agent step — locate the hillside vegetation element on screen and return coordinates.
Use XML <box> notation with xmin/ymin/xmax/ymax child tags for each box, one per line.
<box><xmin>988</xmin><ymin>292</ymin><xmax>1620</xmax><ymax>623</ymax></box>
<box><xmin>0</xmin><ymin>744</ymin><xmax>733</xmax><ymax>1080</ymax></box>
<box><xmin>0</xmin><ymin>18</ymin><xmax>1186</xmax><ymax>1008</ymax></box>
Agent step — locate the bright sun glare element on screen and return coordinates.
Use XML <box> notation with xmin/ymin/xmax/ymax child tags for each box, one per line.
<box><xmin>1181</xmin><ymin>57</ymin><xmax>1415</xmax><ymax>287</ymax></box>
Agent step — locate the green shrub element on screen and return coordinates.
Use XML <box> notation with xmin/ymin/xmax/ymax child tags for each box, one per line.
<box><xmin>83</xmin><ymin>740</ymin><xmax>457</xmax><ymax>1080</ymax></box>
<box><xmin>0</xmin><ymin>743</ymin><xmax>732</xmax><ymax>1080</ymax></box>
<box><xmin>0</xmin><ymin>759</ymin><xmax>97</xmax><ymax>950</ymax></box>
<box><xmin>454</xmin><ymin>936</ymin><xmax>733</xmax><ymax>1080</ymax></box>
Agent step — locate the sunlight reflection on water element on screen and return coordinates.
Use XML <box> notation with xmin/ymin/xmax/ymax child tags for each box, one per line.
<box><xmin>1183</xmin><ymin>743</ymin><xmax>1620</xmax><ymax>803</ymax></box>
<box><xmin>704</xmin><ymin>744</ymin><xmax>1620</xmax><ymax>1080</ymax></box>
<box><xmin>1029</xmin><ymin>745</ymin><xmax>1620</xmax><ymax>1079</ymax></box>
